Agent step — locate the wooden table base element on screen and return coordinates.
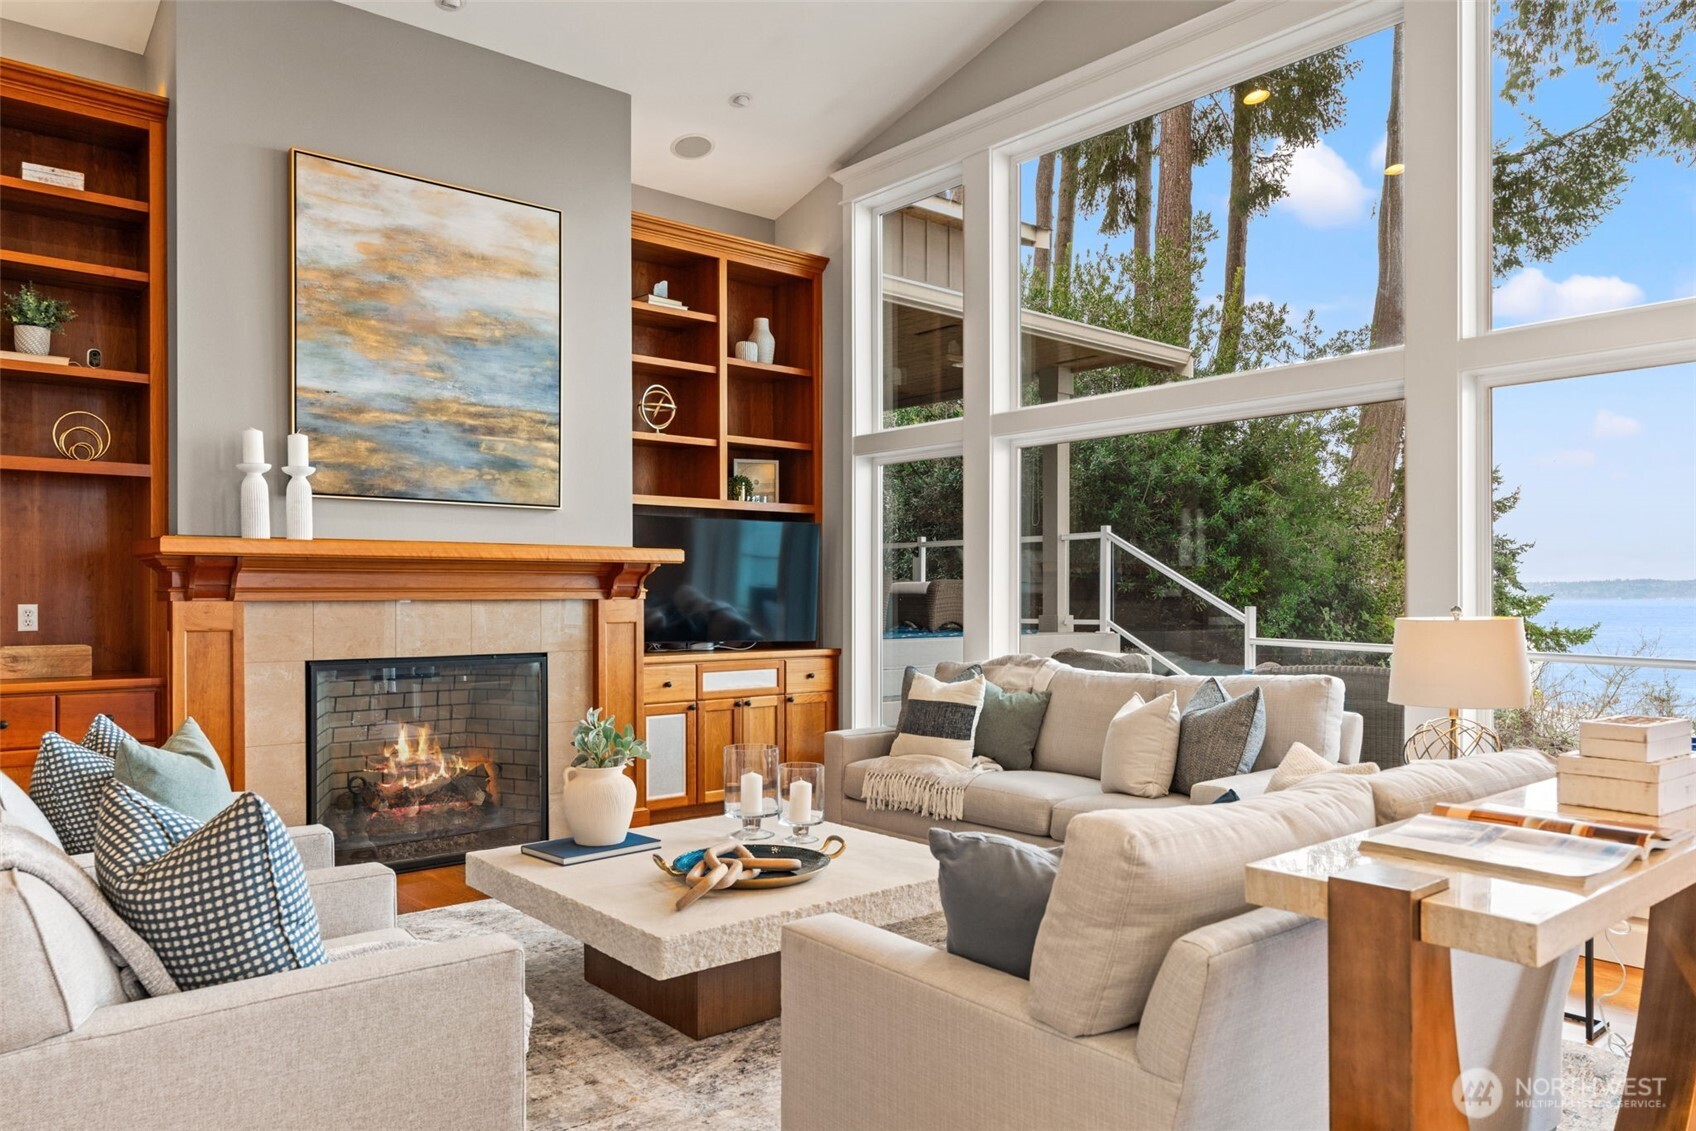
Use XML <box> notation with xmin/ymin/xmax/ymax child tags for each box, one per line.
<box><xmin>1618</xmin><ymin>882</ymin><xmax>1696</xmax><ymax>1131</ymax></box>
<box><xmin>583</xmin><ymin>947</ymin><xmax>782</xmax><ymax>1040</ymax></box>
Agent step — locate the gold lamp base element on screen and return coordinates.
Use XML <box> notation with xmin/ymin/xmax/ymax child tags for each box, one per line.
<box><xmin>1402</xmin><ymin>711</ymin><xmax>1503</xmax><ymax>762</ymax></box>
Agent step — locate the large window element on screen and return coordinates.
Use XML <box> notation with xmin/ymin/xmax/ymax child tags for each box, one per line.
<box><xmin>1491</xmin><ymin>363</ymin><xmax>1696</xmax><ymax>750</ymax></box>
<box><xmin>1490</xmin><ymin>0</ymin><xmax>1695</xmax><ymax>328</ymax></box>
<box><xmin>880</xmin><ymin>455</ymin><xmax>964</xmax><ymax>723</ymax></box>
<box><xmin>1017</xmin><ymin>25</ymin><xmax>1403</xmax><ymax>405</ymax></box>
<box><xmin>878</xmin><ymin>185</ymin><xmax>968</xmax><ymax>429</ymax></box>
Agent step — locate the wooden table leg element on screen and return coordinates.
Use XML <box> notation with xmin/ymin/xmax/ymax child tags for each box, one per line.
<box><xmin>1617</xmin><ymin>883</ymin><xmax>1696</xmax><ymax>1131</ymax></box>
<box><xmin>583</xmin><ymin>946</ymin><xmax>782</xmax><ymax>1040</ymax></box>
<box><xmin>1328</xmin><ymin>863</ymin><xmax>1468</xmax><ymax>1131</ymax></box>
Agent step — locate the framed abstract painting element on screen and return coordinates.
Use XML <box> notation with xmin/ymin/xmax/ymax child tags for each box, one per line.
<box><xmin>291</xmin><ymin>149</ymin><xmax>562</xmax><ymax>508</ymax></box>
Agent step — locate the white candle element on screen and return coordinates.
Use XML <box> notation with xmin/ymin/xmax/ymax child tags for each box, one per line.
<box><xmin>740</xmin><ymin>771</ymin><xmax>764</xmax><ymax>816</ymax></box>
<box><xmin>785</xmin><ymin>779</ymin><xmax>813</xmax><ymax>824</ymax></box>
<box><xmin>241</xmin><ymin>428</ymin><xmax>265</xmax><ymax>464</ymax></box>
<box><xmin>287</xmin><ymin>432</ymin><xmax>309</xmax><ymax>468</ymax></box>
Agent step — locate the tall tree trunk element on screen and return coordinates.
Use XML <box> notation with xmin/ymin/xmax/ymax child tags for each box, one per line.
<box><xmin>1351</xmin><ymin>24</ymin><xmax>1406</xmax><ymax>505</ymax></box>
<box><xmin>1152</xmin><ymin>103</ymin><xmax>1195</xmax><ymax>337</ymax></box>
<box><xmin>1132</xmin><ymin>117</ymin><xmax>1154</xmax><ymax>260</ymax></box>
<box><xmin>1055</xmin><ymin>147</ymin><xmax>1079</xmax><ymax>275</ymax></box>
<box><xmin>1032</xmin><ymin>151</ymin><xmax>1056</xmax><ymax>283</ymax></box>
<box><xmin>1217</xmin><ymin>81</ymin><xmax>1256</xmax><ymax>374</ymax></box>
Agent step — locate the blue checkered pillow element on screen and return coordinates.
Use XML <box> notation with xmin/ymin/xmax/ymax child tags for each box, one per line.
<box><xmin>81</xmin><ymin>713</ymin><xmax>131</xmax><ymax>758</ymax></box>
<box><xmin>30</xmin><ymin>731</ymin><xmax>116</xmax><ymax>853</ymax></box>
<box><xmin>95</xmin><ymin>783</ymin><xmax>328</xmax><ymax>989</ymax></box>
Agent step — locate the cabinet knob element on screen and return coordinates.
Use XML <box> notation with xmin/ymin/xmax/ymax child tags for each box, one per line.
<box><xmin>662</xmin><ymin>680</ymin><xmax>674</xmax><ymax>688</ymax></box>
<box><xmin>806</xmin><ymin>672</ymin><xmax>817</xmax><ymax>680</ymax></box>
<box><xmin>786</xmin><ymin>696</ymin><xmax>795</xmax><ymax>703</ymax></box>
<box><xmin>687</xmin><ymin>703</ymin><xmax>697</xmax><ymax>711</ymax></box>
<box><xmin>0</xmin><ymin>719</ymin><xmax>9</xmax><ymax>730</ymax></box>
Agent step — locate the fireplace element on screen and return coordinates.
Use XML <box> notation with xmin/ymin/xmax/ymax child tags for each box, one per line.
<box><xmin>306</xmin><ymin>653</ymin><xmax>547</xmax><ymax>870</ymax></box>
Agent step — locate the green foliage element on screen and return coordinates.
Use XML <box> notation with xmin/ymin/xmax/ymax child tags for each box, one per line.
<box><xmin>569</xmin><ymin>708</ymin><xmax>649</xmax><ymax>769</ymax></box>
<box><xmin>3</xmin><ymin>283</ymin><xmax>75</xmax><ymax>331</ymax></box>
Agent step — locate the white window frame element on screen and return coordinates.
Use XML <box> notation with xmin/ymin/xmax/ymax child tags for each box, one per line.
<box><xmin>837</xmin><ymin>0</ymin><xmax>1696</xmax><ymax>727</ymax></box>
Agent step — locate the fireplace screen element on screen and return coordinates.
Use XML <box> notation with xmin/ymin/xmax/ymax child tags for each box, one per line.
<box><xmin>306</xmin><ymin>654</ymin><xmax>546</xmax><ymax>869</ymax></box>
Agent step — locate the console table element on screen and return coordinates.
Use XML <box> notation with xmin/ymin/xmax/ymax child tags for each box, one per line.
<box><xmin>1246</xmin><ymin>778</ymin><xmax>1695</xmax><ymax>1131</ymax></box>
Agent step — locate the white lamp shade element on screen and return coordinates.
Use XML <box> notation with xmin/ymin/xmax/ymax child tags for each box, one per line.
<box><xmin>1387</xmin><ymin>616</ymin><xmax>1532</xmax><ymax>710</ymax></box>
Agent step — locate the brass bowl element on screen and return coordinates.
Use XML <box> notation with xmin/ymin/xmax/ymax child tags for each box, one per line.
<box><xmin>652</xmin><ymin>836</ymin><xmax>846</xmax><ymax>889</ymax></box>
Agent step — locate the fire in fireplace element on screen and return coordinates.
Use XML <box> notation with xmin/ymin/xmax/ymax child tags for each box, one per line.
<box><xmin>306</xmin><ymin>654</ymin><xmax>546</xmax><ymax>869</ymax></box>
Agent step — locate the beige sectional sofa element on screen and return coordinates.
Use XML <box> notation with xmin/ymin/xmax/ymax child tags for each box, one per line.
<box><xmin>827</xmin><ymin>664</ymin><xmax>1365</xmax><ymax>846</ymax></box>
<box><xmin>786</xmin><ymin>750</ymin><xmax>1568</xmax><ymax>1131</ymax></box>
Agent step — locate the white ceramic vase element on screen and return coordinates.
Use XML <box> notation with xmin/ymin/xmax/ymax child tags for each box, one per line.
<box><xmin>561</xmin><ymin>765</ymin><xmax>637</xmax><ymax>846</ymax></box>
<box><xmin>13</xmin><ymin>325</ymin><xmax>51</xmax><ymax>355</ymax></box>
<box><xmin>750</xmin><ymin>317</ymin><xmax>775</xmax><ymax>364</ymax></box>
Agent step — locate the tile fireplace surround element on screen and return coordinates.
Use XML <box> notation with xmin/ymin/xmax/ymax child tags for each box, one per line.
<box><xmin>137</xmin><ymin>537</ymin><xmax>683</xmax><ymax>834</ymax></box>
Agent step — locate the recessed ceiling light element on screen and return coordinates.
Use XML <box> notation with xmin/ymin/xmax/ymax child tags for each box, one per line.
<box><xmin>1242</xmin><ymin>86</ymin><xmax>1271</xmax><ymax>106</ymax></box>
<box><xmin>729</xmin><ymin>93</ymin><xmax>753</xmax><ymax>109</ymax></box>
<box><xmin>671</xmin><ymin>135</ymin><xmax>714</xmax><ymax>160</ymax></box>
<box><xmin>436</xmin><ymin>0</ymin><xmax>464</xmax><ymax>10</ymax></box>
<box><xmin>1384</xmin><ymin>162</ymin><xmax>1405</xmax><ymax>176</ymax></box>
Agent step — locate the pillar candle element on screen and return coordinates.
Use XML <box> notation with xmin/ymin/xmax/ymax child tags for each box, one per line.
<box><xmin>287</xmin><ymin>432</ymin><xmax>309</xmax><ymax>468</ymax></box>
<box><xmin>241</xmin><ymin>428</ymin><xmax>265</xmax><ymax>464</ymax></box>
<box><xmin>785</xmin><ymin>779</ymin><xmax>813</xmax><ymax>824</ymax></box>
<box><xmin>740</xmin><ymin>771</ymin><xmax>764</xmax><ymax>815</ymax></box>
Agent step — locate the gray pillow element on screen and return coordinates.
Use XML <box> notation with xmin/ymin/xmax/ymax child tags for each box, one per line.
<box><xmin>1171</xmin><ymin>681</ymin><xmax>1266</xmax><ymax>795</ymax></box>
<box><xmin>1051</xmin><ymin>648</ymin><xmax>1152</xmax><ymax>674</ymax></box>
<box><xmin>973</xmin><ymin>683</ymin><xmax>1050</xmax><ymax>770</ymax></box>
<box><xmin>115</xmin><ymin>718</ymin><xmax>237</xmax><ymax>823</ymax></box>
<box><xmin>929</xmin><ymin>828</ymin><xmax>1061</xmax><ymax>979</ymax></box>
<box><xmin>896</xmin><ymin>663</ymin><xmax>981</xmax><ymax>732</ymax></box>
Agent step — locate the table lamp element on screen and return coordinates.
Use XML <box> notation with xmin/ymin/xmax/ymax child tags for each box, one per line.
<box><xmin>1387</xmin><ymin>608</ymin><xmax>1532</xmax><ymax>761</ymax></box>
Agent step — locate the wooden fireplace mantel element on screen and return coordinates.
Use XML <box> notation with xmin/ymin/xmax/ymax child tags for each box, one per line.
<box><xmin>136</xmin><ymin>536</ymin><xmax>684</xmax><ymax>603</ymax></box>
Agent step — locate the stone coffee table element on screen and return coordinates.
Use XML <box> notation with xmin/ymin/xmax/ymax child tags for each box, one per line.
<box><xmin>465</xmin><ymin>816</ymin><xmax>940</xmax><ymax>1038</ymax></box>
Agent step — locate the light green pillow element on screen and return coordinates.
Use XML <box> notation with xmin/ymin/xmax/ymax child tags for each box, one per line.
<box><xmin>974</xmin><ymin>682</ymin><xmax>1051</xmax><ymax>771</ymax></box>
<box><xmin>114</xmin><ymin>717</ymin><xmax>237</xmax><ymax>822</ymax></box>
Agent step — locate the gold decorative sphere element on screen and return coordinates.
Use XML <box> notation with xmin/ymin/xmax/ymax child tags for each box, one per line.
<box><xmin>639</xmin><ymin>383</ymin><xmax>677</xmax><ymax>433</ymax></box>
<box><xmin>1403</xmin><ymin>716</ymin><xmax>1501</xmax><ymax>762</ymax></box>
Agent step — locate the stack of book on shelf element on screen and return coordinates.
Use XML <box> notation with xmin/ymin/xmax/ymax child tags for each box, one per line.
<box><xmin>637</xmin><ymin>281</ymin><xmax>689</xmax><ymax>311</ymax></box>
<box><xmin>1557</xmin><ymin>715</ymin><xmax>1696</xmax><ymax>816</ymax></box>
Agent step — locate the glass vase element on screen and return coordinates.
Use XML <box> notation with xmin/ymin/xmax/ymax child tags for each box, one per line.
<box><xmin>777</xmin><ymin>761</ymin><xmax>824</xmax><ymax>844</ymax></box>
<box><xmin>723</xmin><ymin>743</ymin><xmax>779</xmax><ymax>840</ymax></box>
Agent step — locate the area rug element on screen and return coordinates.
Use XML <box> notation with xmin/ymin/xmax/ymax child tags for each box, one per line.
<box><xmin>401</xmin><ymin>899</ymin><xmax>1628</xmax><ymax>1130</ymax></box>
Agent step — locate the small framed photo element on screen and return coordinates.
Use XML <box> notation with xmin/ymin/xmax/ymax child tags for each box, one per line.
<box><xmin>733</xmin><ymin>458</ymin><xmax>780</xmax><ymax>503</ymax></box>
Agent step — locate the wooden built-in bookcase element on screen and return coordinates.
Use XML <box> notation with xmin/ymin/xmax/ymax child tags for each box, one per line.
<box><xmin>0</xmin><ymin>60</ymin><xmax>169</xmax><ymax>785</ymax></box>
<box><xmin>630</xmin><ymin>213</ymin><xmax>826</xmax><ymax>516</ymax></box>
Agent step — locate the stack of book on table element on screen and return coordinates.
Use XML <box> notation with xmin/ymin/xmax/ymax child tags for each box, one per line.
<box><xmin>1557</xmin><ymin>715</ymin><xmax>1696</xmax><ymax>816</ymax></box>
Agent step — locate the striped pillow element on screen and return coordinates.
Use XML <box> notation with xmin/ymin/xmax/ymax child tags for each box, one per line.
<box><xmin>95</xmin><ymin>784</ymin><xmax>327</xmax><ymax>990</ymax></box>
<box><xmin>891</xmin><ymin>671</ymin><xmax>987</xmax><ymax>766</ymax></box>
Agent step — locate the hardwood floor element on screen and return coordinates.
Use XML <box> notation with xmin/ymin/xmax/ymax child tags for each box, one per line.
<box><xmin>396</xmin><ymin>864</ymin><xmax>485</xmax><ymax>915</ymax></box>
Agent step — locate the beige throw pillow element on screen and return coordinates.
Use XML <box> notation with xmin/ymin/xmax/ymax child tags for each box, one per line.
<box><xmin>1099</xmin><ymin>692</ymin><xmax>1181</xmax><ymax>798</ymax></box>
<box><xmin>1267</xmin><ymin>742</ymin><xmax>1381</xmax><ymax>792</ymax></box>
<box><xmin>889</xmin><ymin>672</ymin><xmax>987</xmax><ymax>766</ymax></box>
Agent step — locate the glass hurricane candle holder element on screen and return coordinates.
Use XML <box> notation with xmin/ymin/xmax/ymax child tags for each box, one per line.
<box><xmin>723</xmin><ymin>743</ymin><xmax>779</xmax><ymax>840</ymax></box>
<box><xmin>778</xmin><ymin>761</ymin><xmax>824</xmax><ymax>844</ymax></box>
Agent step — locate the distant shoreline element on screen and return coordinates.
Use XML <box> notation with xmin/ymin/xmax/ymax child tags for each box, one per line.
<box><xmin>1528</xmin><ymin>579</ymin><xmax>1696</xmax><ymax>600</ymax></box>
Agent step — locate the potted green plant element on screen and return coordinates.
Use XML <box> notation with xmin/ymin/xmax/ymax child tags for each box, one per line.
<box><xmin>562</xmin><ymin>708</ymin><xmax>650</xmax><ymax>845</ymax></box>
<box><xmin>3</xmin><ymin>283</ymin><xmax>75</xmax><ymax>356</ymax></box>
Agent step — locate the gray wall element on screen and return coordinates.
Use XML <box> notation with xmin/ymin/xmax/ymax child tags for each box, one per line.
<box><xmin>0</xmin><ymin>18</ymin><xmax>147</xmax><ymax>90</ymax></box>
<box><xmin>633</xmin><ymin>184</ymin><xmax>774</xmax><ymax>245</ymax></box>
<box><xmin>850</xmin><ymin>0</ymin><xmax>1224</xmax><ymax>163</ymax></box>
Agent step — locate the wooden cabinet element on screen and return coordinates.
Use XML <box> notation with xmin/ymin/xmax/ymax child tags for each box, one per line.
<box><xmin>641</xmin><ymin>649</ymin><xmax>838</xmax><ymax>822</ymax></box>
<box><xmin>0</xmin><ymin>679</ymin><xmax>160</xmax><ymax>788</ymax></box>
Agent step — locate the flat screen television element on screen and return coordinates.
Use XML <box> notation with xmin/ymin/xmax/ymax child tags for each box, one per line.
<box><xmin>634</xmin><ymin>514</ymin><xmax>820</xmax><ymax>648</ymax></box>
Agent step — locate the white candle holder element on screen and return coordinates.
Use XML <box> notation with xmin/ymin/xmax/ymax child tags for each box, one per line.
<box><xmin>778</xmin><ymin>761</ymin><xmax>824</xmax><ymax>845</ymax></box>
<box><xmin>723</xmin><ymin>743</ymin><xmax>779</xmax><ymax>841</ymax></box>
<box><xmin>237</xmin><ymin>461</ymin><xmax>272</xmax><ymax>539</ymax></box>
<box><xmin>284</xmin><ymin>464</ymin><xmax>315</xmax><ymax>540</ymax></box>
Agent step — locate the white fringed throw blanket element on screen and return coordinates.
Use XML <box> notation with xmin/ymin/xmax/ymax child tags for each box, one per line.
<box><xmin>860</xmin><ymin>754</ymin><xmax>1002</xmax><ymax>821</ymax></box>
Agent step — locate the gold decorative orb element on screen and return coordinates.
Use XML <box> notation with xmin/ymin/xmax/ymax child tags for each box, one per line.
<box><xmin>1403</xmin><ymin>716</ymin><xmax>1501</xmax><ymax>763</ymax></box>
<box><xmin>639</xmin><ymin>383</ymin><xmax>677</xmax><ymax>432</ymax></box>
<box><xmin>51</xmin><ymin>410</ymin><xmax>112</xmax><ymax>461</ymax></box>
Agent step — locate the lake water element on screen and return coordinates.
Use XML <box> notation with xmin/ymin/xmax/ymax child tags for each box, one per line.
<box><xmin>1538</xmin><ymin>597</ymin><xmax>1696</xmax><ymax>699</ymax></box>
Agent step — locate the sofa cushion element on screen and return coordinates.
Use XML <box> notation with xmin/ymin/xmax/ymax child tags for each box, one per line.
<box><xmin>961</xmin><ymin>771</ymin><xmax>1102</xmax><ymax>837</ymax></box>
<box><xmin>1171</xmin><ymin>683</ymin><xmax>1266</xmax><ymax>795</ymax></box>
<box><xmin>1028</xmin><ymin>775</ymin><xmax>1376</xmax><ymax>1036</ymax></box>
<box><xmin>1052</xmin><ymin>648</ymin><xmax>1153</xmax><ymax>674</ymax></box>
<box><xmin>1034</xmin><ymin>669</ymin><xmax>1345</xmax><ymax>777</ymax></box>
<box><xmin>1369</xmin><ymin>749</ymin><xmax>1555</xmax><ymax>824</ymax></box>
<box><xmin>1269</xmin><ymin>742</ymin><xmax>1381</xmax><ymax>792</ymax></box>
<box><xmin>29</xmin><ymin>731</ymin><xmax>116</xmax><ymax>854</ymax></box>
<box><xmin>896</xmin><ymin>663</ymin><xmax>981</xmax><ymax>732</ymax></box>
<box><xmin>96</xmin><ymin>785</ymin><xmax>328</xmax><ymax>990</ymax></box>
<box><xmin>1099</xmin><ymin>692</ymin><xmax>1181</xmax><ymax>798</ymax></box>
<box><xmin>974</xmin><ymin>683</ymin><xmax>1051</xmax><ymax>771</ymax></box>
<box><xmin>1049</xmin><ymin>791</ymin><xmax>1189</xmax><ymax>840</ymax></box>
<box><xmin>0</xmin><ymin>770</ymin><xmax>62</xmax><ymax>847</ymax></box>
<box><xmin>114</xmin><ymin>717</ymin><xmax>237</xmax><ymax>823</ymax></box>
<box><xmin>891</xmin><ymin>672</ymin><xmax>987</xmax><ymax>766</ymax></box>
<box><xmin>938</xmin><ymin>654</ymin><xmax>1063</xmax><ymax>693</ymax></box>
<box><xmin>930</xmin><ymin>829</ymin><xmax>1061</xmax><ymax>978</ymax></box>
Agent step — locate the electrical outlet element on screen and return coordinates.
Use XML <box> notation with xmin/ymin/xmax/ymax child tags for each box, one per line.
<box><xmin>17</xmin><ymin>605</ymin><xmax>39</xmax><ymax>632</ymax></box>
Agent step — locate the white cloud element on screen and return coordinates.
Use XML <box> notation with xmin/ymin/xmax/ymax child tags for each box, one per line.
<box><xmin>1538</xmin><ymin>449</ymin><xmax>1598</xmax><ymax>469</ymax></box>
<box><xmin>1367</xmin><ymin>134</ymin><xmax>1387</xmax><ymax>175</ymax></box>
<box><xmin>1493</xmin><ymin>268</ymin><xmax>1646</xmax><ymax>324</ymax></box>
<box><xmin>1276</xmin><ymin>141</ymin><xmax>1372</xmax><ymax>228</ymax></box>
<box><xmin>1592</xmin><ymin>409</ymin><xmax>1643</xmax><ymax>439</ymax></box>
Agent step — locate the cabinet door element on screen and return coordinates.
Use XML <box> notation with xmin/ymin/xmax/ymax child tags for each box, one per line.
<box><xmin>782</xmin><ymin>691</ymin><xmax>836</xmax><ymax>764</ymax></box>
<box><xmin>642</xmin><ymin>705</ymin><xmax>696</xmax><ymax>812</ymax></box>
<box><xmin>697</xmin><ymin>698</ymin><xmax>736</xmax><ymax>804</ymax></box>
<box><xmin>737</xmin><ymin>695</ymin><xmax>783</xmax><ymax>749</ymax></box>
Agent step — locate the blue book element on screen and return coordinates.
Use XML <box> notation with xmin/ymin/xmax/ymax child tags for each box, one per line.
<box><xmin>520</xmin><ymin>831</ymin><xmax>661</xmax><ymax>866</ymax></box>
